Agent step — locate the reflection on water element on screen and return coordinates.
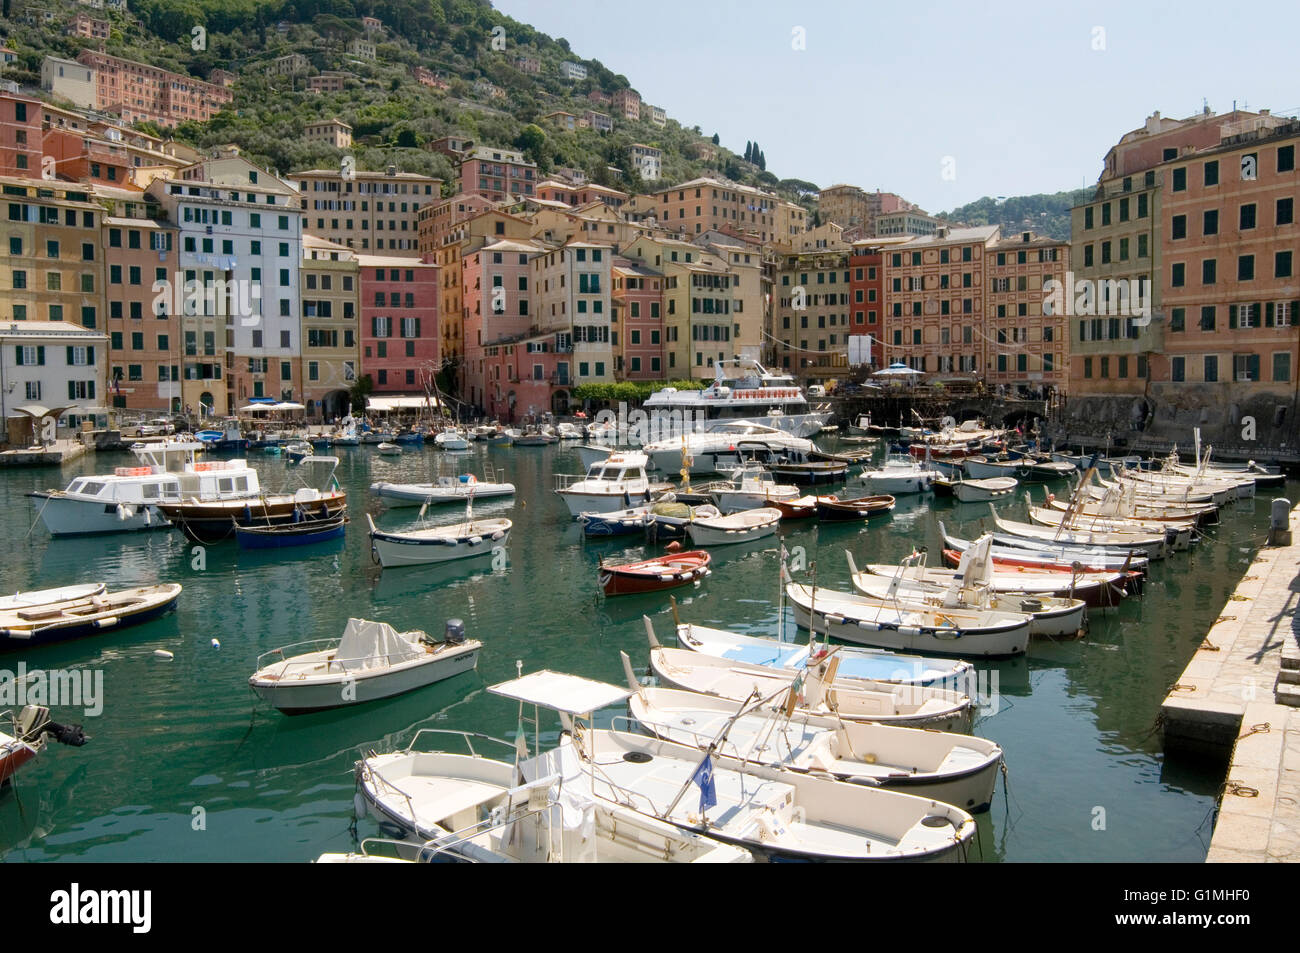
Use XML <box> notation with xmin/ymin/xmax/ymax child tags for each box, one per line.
<box><xmin>0</xmin><ymin>440</ymin><xmax>1274</xmax><ymax>862</ymax></box>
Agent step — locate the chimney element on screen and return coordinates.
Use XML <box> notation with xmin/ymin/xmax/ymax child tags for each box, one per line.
<box><xmin>386</xmin><ymin>165</ymin><xmax>396</xmax><ymax>176</ymax></box>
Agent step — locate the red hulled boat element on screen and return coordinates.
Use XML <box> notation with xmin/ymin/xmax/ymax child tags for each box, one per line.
<box><xmin>599</xmin><ymin>550</ymin><xmax>712</xmax><ymax>597</ymax></box>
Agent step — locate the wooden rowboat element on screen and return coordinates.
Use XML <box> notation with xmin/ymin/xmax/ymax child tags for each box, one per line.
<box><xmin>599</xmin><ymin>550</ymin><xmax>712</xmax><ymax>596</ymax></box>
<box><xmin>814</xmin><ymin>494</ymin><xmax>896</xmax><ymax>522</ymax></box>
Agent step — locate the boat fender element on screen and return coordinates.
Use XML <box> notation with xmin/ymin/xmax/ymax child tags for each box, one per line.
<box><xmin>468</xmin><ymin>536</ymin><xmax>483</xmax><ymax>546</ymax></box>
<box><xmin>154</xmin><ymin>649</ymin><xmax>174</xmax><ymax>660</ymax></box>
<box><xmin>370</xmin><ymin>545</ymin><xmax>381</xmax><ymax>566</ymax></box>
<box><xmin>491</xmin><ymin>530</ymin><xmax>504</xmax><ymax>541</ymax></box>
<box><xmin>211</xmin><ymin>638</ymin><xmax>221</xmax><ymax>650</ymax></box>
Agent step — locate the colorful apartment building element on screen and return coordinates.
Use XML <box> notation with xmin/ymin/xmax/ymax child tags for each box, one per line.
<box><xmin>0</xmin><ymin>94</ymin><xmax>41</xmax><ymax>178</ymax></box>
<box><xmin>541</xmin><ymin>110</ymin><xmax>577</xmax><ymax>132</ymax></box>
<box><xmin>357</xmin><ymin>255</ymin><xmax>439</xmax><ymax>393</ymax></box>
<box><xmin>529</xmin><ymin>241</ymin><xmax>615</xmax><ymax>387</ymax></box>
<box><xmin>535</xmin><ymin>180</ymin><xmax>628</xmax><ymax>209</ymax></box>
<box><xmin>650</xmin><ymin>178</ymin><xmax>792</xmax><ymax>243</ymax></box>
<box><xmin>879</xmin><ymin>225</ymin><xmax>999</xmax><ymax>377</ymax></box>
<box><xmin>41</xmin><ymin>56</ymin><xmax>96</xmax><ymax>111</ymax></box>
<box><xmin>580</xmin><ymin>111</ymin><xmax>612</xmax><ymax>133</ymax></box>
<box><xmin>612</xmin><ymin>259</ymin><xmax>664</xmax><ymax>380</ymax></box>
<box><xmin>0</xmin><ymin>322</ymin><xmax>108</xmax><ymax>426</ymax></box>
<box><xmin>306</xmin><ymin>72</ymin><xmax>352</xmax><ymax>94</ymax></box>
<box><xmin>985</xmin><ymin>231</ymin><xmax>1070</xmax><ymax>391</ymax></box>
<box><xmin>774</xmin><ymin>249</ymin><xmax>852</xmax><ymax>381</ymax></box>
<box><xmin>416</xmin><ymin>193</ymin><xmax>499</xmax><ymax>255</ymax></box>
<box><xmin>287</xmin><ymin>167</ymin><xmax>442</xmax><ymax>256</ymax></box>
<box><xmin>73</xmin><ymin>50</ymin><xmax>233</xmax><ymax>128</ymax></box>
<box><xmin>302</xmin><ymin>119</ymin><xmax>352</xmax><ymax>149</ymax></box>
<box><xmin>300</xmin><ymin>235</ymin><xmax>360</xmax><ymax>419</ymax></box>
<box><xmin>461</xmin><ymin>238</ymin><xmax>545</xmax><ymax>410</ymax></box>
<box><xmin>458</xmin><ymin>145</ymin><xmax>537</xmax><ymax>202</ymax></box>
<box><xmin>612</xmin><ymin>89</ymin><xmax>641</xmax><ymax>121</ymax></box>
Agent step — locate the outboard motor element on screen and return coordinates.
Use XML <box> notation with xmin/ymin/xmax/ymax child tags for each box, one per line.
<box><xmin>445</xmin><ymin>618</ymin><xmax>466</xmax><ymax>645</ymax></box>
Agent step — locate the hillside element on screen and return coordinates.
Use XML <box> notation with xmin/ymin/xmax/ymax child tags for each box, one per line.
<box><xmin>0</xmin><ymin>0</ymin><xmax>815</xmax><ymax>209</ymax></box>
<box><xmin>938</xmin><ymin>189</ymin><xmax>1090</xmax><ymax>242</ymax></box>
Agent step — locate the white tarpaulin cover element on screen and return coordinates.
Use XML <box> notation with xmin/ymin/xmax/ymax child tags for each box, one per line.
<box><xmin>366</xmin><ymin>396</ymin><xmax>441</xmax><ymax>412</ymax></box>
<box><xmin>335</xmin><ymin>618</ymin><xmax>424</xmax><ymax>672</ymax></box>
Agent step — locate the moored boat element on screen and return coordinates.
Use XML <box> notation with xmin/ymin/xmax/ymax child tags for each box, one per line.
<box><xmin>686</xmin><ymin>507</ymin><xmax>781</xmax><ymax>546</ymax></box>
<box><xmin>234</xmin><ymin>513</ymin><xmax>348</xmax><ymax>550</ymax></box>
<box><xmin>814</xmin><ymin>494</ymin><xmax>896</xmax><ymax>522</ymax></box>
<box><xmin>366</xmin><ymin>512</ymin><xmax>511</xmax><ymax>568</ymax></box>
<box><xmin>599</xmin><ymin>550</ymin><xmax>711</xmax><ymax>596</ymax></box>
<box><xmin>0</xmin><ymin>583</ymin><xmax>182</xmax><ymax>650</ymax></box>
<box><xmin>857</xmin><ymin>454</ymin><xmax>940</xmax><ymax>495</ymax></box>
<box><xmin>370</xmin><ymin>473</ymin><xmax>516</xmax><ymax>507</ymax></box>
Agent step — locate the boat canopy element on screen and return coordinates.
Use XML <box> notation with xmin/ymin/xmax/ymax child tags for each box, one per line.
<box><xmin>489</xmin><ymin>671</ymin><xmax>631</xmax><ymax>715</ymax></box>
<box><xmin>335</xmin><ymin>618</ymin><xmax>424</xmax><ymax>672</ymax></box>
<box><xmin>366</xmin><ymin>396</ymin><xmax>441</xmax><ymax>412</ymax></box>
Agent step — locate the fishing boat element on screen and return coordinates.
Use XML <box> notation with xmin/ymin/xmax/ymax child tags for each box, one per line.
<box><xmin>195</xmin><ymin>419</ymin><xmax>248</xmax><ymax>454</ymax></box>
<box><xmin>249</xmin><ymin>618</ymin><xmax>481</xmax><ymax>714</ymax></box>
<box><xmin>366</xmin><ymin>511</ymin><xmax>511</xmax><ymax>568</ymax></box>
<box><xmin>29</xmin><ymin>440</ymin><xmax>261</xmax><ymax>536</ymax></box>
<box><xmin>285</xmin><ymin>442</ymin><xmax>312</xmax><ymax>463</ymax></box>
<box><xmin>769</xmin><ymin>495</ymin><xmax>819</xmax><ymax>520</ymax></box>
<box><xmin>1016</xmin><ymin>458</ymin><xmax>1076</xmax><ymax>482</ymax></box>
<box><xmin>376</xmin><ymin>442</ymin><xmax>403</xmax><ymax>456</ymax></box>
<box><xmin>786</xmin><ymin>583</ymin><xmax>1031</xmax><ymax>658</ymax></box>
<box><xmin>845</xmin><ymin>547</ymin><xmax>1087</xmax><ymax>638</ymax></box>
<box><xmin>767</xmin><ymin>459</ymin><xmax>849</xmax><ymax>485</ymax></box>
<box><xmin>234</xmin><ymin>513</ymin><xmax>348</xmax><ymax>550</ymax></box>
<box><xmin>815</xmin><ymin>494</ymin><xmax>896</xmax><ymax>522</ymax></box>
<box><xmin>1</xmin><ymin>705</ymin><xmax>87</xmax><ymax>785</ymax></box>
<box><xmin>354</xmin><ymin>727</ymin><xmax>751</xmax><ymax>864</ymax></box>
<box><xmin>370</xmin><ymin>472</ymin><xmax>516</xmax><ymax>507</ymax></box>
<box><xmin>579</xmin><ymin>504</ymin><xmax>653</xmax><ymax>537</ymax></box>
<box><xmin>988</xmin><ymin>508</ymin><xmax>1167</xmax><ymax>559</ymax></box>
<box><xmin>856</xmin><ymin>454</ymin><xmax>940</xmax><ymax>495</ymax></box>
<box><xmin>155</xmin><ymin>456</ymin><xmax>346</xmax><ymax>544</ymax></box>
<box><xmin>644</xmin><ymin>501</ymin><xmax>722</xmax><ymax>541</ymax></box>
<box><xmin>623</xmin><ymin>664</ymin><xmax>1002</xmax><ymax>813</ymax></box>
<box><xmin>576</xmin><ymin>444</ymin><xmax>614</xmax><ymax>471</ymax></box>
<box><xmin>647</xmin><ymin>632</ymin><xmax>974</xmax><ymax>732</ymax></box>
<box><xmin>599</xmin><ymin>550</ymin><xmax>711</xmax><ymax>596</ymax></box>
<box><xmin>1025</xmin><ymin>505</ymin><xmax>1194</xmax><ymax>551</ymax></box>
<box><xmin>361</xmin><ymin>430</ymin><xmax>396</xmax><ymax>445</ymax></box>
<box><xmin>434</xmin><ymin>431</ymin><xmax>471</xmax><ymax>451</ymax></box>
<box><xmin>708</xmin><ymin>464</ymin><xmax>802</xmax><ymax>512</ymax></box>
<box><xmin>556</xmin><ymin>422</ymin><xmax>583</xmax><ymax>441</ymax></box>
<box><xmin>554</xmin><ymin>452</ymin><xmax>669</xmax><ymax>517</ymax></box>
<box><xmin>492</xmin><ymin>670</ymin><xmax>976</xmax><ymax>862</ymax></box>
<box><xmin>671</xmin><ymin>619</ymin><xmax>973</xmax><ymax>690</ymax></box>
<box><xmin>0</xmin><ymin>583</ymin><xmax>182</xmax><ymax>650</ymax></box>
<box><xmin>394</xmin><ymin>430</ymin><xmax>427</xmax><ymax>445</ymax></box>
<box><xmin>960</xmin><ymin>455</ymin><xmax>1021</xmax><ymax>480</ymax></box>
<box><xmin>686</xmin><ymin>507</ymin><xmax>781</xmax><ymax>546</ymax></box>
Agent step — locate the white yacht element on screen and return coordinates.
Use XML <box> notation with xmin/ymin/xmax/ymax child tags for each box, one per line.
<box><xmin>29</xmin><ymin>440</ymin><xmax>260</xmax><ymax>536</ymax></box>
<box><xmin>642</xmin><ymin>358</ymin><xmax>830</xmax><ymax>437</ymax></box>
<box><xmin>643</xmin><ymin>422</ymin><xmax>815</xmax><ymax>475</ymax></box>
<box><xmin>553</xmin><ymin>451</ymin><xmax>668</xmax><ymax>517</ymax></box>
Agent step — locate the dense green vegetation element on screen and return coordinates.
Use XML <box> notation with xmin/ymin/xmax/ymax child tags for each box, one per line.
<box><xmin>937</xmin><ymin>189</ymin><xmax>1089</xmax><ymax>242</ymax></box>
<box><xmin>571</xmin><ymin>380</ymin><xmax>707</xmax><ymax>403</ymax></box>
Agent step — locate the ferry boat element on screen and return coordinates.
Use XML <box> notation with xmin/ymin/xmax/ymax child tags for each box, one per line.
<box><xmin>641</xmin><ymin>359</ymin><xmax>830</xmax><ymax>438</ymax></box>
<box><xmin>29</xmin><ymin>440</ymin><xmax>261</xmax><ymax>536</ymax></box>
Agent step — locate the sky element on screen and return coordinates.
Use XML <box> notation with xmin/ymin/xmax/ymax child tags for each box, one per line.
<box><xmin>492</xmin><ymin>0</ymin><xmax>1300</xmax><ymax>212</ymax></box>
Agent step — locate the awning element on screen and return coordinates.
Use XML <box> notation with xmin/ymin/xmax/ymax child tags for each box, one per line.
<box><xmin>489</xmin><ymin>671</ymin><xmax>631</xmax><ymax>715</ymax></box>
<box><xmin>365</xmin><ymin>395</ymin><xmax>441</xmax><ymax>412</ymax></box>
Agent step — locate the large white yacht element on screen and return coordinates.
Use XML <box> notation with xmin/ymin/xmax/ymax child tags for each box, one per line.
<box><xmin>641</xmin><ymin>359</ymin><xmax>830</xmax><ymax>438</ymax></box>
<box><xmin>643</xmin><ymin>422</ymin><xmax>815</xmax><ymax>475</ymax></box>
<box><xmin>30</xmin><ymin>439</ymin><xmax>261</xmax><ymax>536</ymax></box>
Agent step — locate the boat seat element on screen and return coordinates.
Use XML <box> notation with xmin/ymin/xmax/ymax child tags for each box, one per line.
<box><xmin>915</xmin><ymin>698</ymin><xmax>954</xmax><ymax>716</ymax></box>
<box><xmin>936</xmin><ymin>745</ymin><xmax>989</xmax><ymax>774</ymax></box>
<box><xmin>295</xmin><ymin>488</ymin><xmax>321</xmax><ymax>503</ymax></box>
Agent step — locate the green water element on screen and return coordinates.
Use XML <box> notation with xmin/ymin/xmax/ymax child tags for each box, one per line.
<box><xmin>0</xmin><ymin>440</ymin><xmax>1283</xmax><ymax>862</ymax></box>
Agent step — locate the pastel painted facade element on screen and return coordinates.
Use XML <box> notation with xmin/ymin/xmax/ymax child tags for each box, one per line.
<box><xmin>357</xmin><ymin>255</ymin><xmax>440</xmax><ymax>393</ymax></box>
<box><xmin>288</xmin><ymin>168</ymin><xmax>442</xmax><ymax>256</ymax></box>
<box><xmin>461</xmin><ymin>239</ymin><xmax>543</xmax><ymax>410</ymax></box>
<box><xmin>300</xmin><ymin>235</ymin><xmax>361</xmax><ymax>419</ymax></box>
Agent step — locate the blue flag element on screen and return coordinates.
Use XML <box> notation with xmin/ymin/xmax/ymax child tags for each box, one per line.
<box><xmin>691</xmin><ymin>755</ymin><xmax>717</xmax><ymax>813</ymax></box>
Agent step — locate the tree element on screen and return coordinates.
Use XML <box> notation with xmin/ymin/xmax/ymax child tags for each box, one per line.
<box><xmin>756</xmin><ymin>149</ymin><xmax>766</xmax><ymax>171</ymax></box>
<box><xmin>744</xmin><ymin>141</ymin><xmax>752</xmax><ymax>162</ymax></box>
<box><xmin>711</xmin><ymin>133</ymin><xmax>720</xmax><ymax>145</ymax></box>
<box><xmin>348</xmin><ymin>374</ymin><xmax>374</xmax><ymax>413</ymax></box>
<box><xmin>514</xmin><ymin>123</ymin><xmax>547</xmax><ymax>164</ymax></box>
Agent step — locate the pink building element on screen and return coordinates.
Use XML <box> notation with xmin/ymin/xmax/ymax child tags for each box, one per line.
<box><xmin>462</xmin><ymin>239</ymin><xmax>542</xmax><ymax>410</ymax></box>
<box><xmin>613</xmin><ymin>259</ymin><xmax>664</xmax><ymax>379</ymax></box>
<box><xmin>0</xmin><ymin>94</ymin><xmax>42</xmax><ymax>178</ymax></box>
<box><xmin>357</xmin><ymin>255</ymin><xmax>440</xmax><ymax>393</ymax></box>
<box><xmin>75</xmin><ymin>50</ymin><xmax>233</xmax><ymax>129</ymax></box>
<box><xmin>479</xmin><ymin>335</ymin><xmax>568</xmax><ymax>421</ymax></box>
<box><xmin>611</xmin><ymin>88</ymin><xmax>641</xmax><ymax>122</ymax></box>
<box><xmin>458</xmin><ymin>145</ymin><xmax>537</xmax><ymax>202</ymax></box>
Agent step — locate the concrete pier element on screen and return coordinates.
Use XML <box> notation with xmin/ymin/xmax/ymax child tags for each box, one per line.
<box><xmin>0</xmin><ymin>438</ymin><xmax>88</xmax><ymax>468</ymax></box>
<box><xmin>1160</xmin><ymin>500</ymin><xmax>1300</xmax><ymax>860</ymax></box>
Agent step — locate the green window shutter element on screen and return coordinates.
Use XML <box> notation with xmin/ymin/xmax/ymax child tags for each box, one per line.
<box><xmin>68</xmin><ymin>380</ymin><xmax>75</xmax><ymax>400</ymax></box>
<box><xmin>36</xmin><ymin>346</ymin><xmax>44</xmax><ymax>365</ymax></box>
<box><xmin>1228</xmin><ymin>305</ymin><xmax>1237</xmax><ymax>329</ymax></box>
<box><xmin>88</xmin><ymin>381</ymin><xmax>95</xmax><ymax>399</ymax></box>
<box><xmin>66</xmin><ymin>345</ymin><xmax>74</xmax><ymax>365</ymax></box>
<box><xmin>1266</xmin><ymin>302</ymin><xmax>1276</xmax><ymax>327</ymax></box>
<box><xmin>87</xmin><ymin>346</ymin><xmax>95</xmax><ymax>364</ymax></box>
<box><xmin>14</xmin><ymin>346</ymin><xmax>22</xmax><ymax>366</ymax></box>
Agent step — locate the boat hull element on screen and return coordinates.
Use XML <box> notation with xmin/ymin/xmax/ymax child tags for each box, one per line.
<box><xmin>858</xmin><ymin>473</ymin><xmax>934</xmax><ymax>495</ymax></box>
<box><xmin>599</xmin><ymin>552</ymin><xmax>711</xmax><ymax>596</ymax></box>
<box><xmin>370</xmin><ymin>482</ymin><xmax>516</xmax><ymax>506</ymax></box>
<box><xmin>0</xmin><ymin>585</ymin><xmax>181</xmax><ymax>650</ymax></box>
<box><xmin>158</xmin><ymin>493</ymin><xmax>348</xmax><ymax>543</ymax></box>
<box><xmin>235</xmin><ymin>518</ymin><xmax>347</xmax><ymax>550</ymax></box>
<box><xmin>369</xmin><ymin>525</ymin><xmax>510</xmax><ymax>568</ymax></box>
<box><xmin>32</xmin><ymin>493</ymin><xmax>170</xmax><ymax>536</ymax></box>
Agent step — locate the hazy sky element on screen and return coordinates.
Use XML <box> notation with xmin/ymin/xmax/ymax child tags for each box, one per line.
<box><xmin>493</xmin><ymin>0</ymin><xmax>1300</xmax><ymax>212</ymax></box>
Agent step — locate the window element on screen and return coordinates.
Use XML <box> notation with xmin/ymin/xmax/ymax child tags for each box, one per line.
<box><xmin>1202</xmin><ymin>259</ymin><xmax>1216</xmax><ymax>285</ymax></box>
<box><xmin>1240</xmin><ymin>204</ymin><xmax>1257</xmax><ymax>230</ymax></box>
<box><xmin>1203</xmin><ymin>209</ymin><xmax>1218</xmax><ymax>235</ymax></box>
<box><xmin>1171</xmin><ymin>263</ymin><xmax>1185</xmax><ymax>287</ymax></box>
<box><xmin>1280</xmin><ymin>198</ymin><xmax>1295</xmax><ymax>226</ymax></box>
<box><xmin>1172</xmin><ymin>168</ymin><xmax>1186</xmax><ymax>191</ymax></box>
<box><xmin>1204</xmin><ymin>355</ymin><xmax>1218</xmax><ymax>383</ymax></box>
<box><xmin>1277</xmin><ymin>251</ymin><xmax>1293</xmax><ymax>279</ymax></box>
<box><xmin>1275</xmin><ymin>352</ymin><xmax>1292</xmax><ymax>383</ymax></box>
<box><xmin>1280</xmin><ymin>145</ymin><xmax>1296</xmax><ymax>173</ymax></box>
<box><xmin>1200</xmin><ymin>306</ymin><xmax>1216</xmax><ymax>331</ymax></box>
<box><xmin>1171</xmin><ymin>357</ymin><xmax>1185</xmax><ymax>382</ymax></box>
<box><xmin>1171</xmin><ymin>215</ymin><xmax>1186</xmax><ymax>240</ymax></box>
<box><xmin>1238</xmin><ymin>255</ymin><xmax>1254</xmax><ymax>281</ymax></box>
<box><xmin>1204</xmin><ymin>160</ymin><xmax>1219</xmax><ymax>186</ymax></box>
<box><xmin>1170</xmin><ymin>308</ymin><xmax>1185</xmax><ymax>332</ymax></box>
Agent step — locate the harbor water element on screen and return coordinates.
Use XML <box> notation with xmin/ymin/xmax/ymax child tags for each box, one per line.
<box><xmin>0</xmin><ymin>440</ymin><xmax>1285</xmax><ymax>862</ymax></box>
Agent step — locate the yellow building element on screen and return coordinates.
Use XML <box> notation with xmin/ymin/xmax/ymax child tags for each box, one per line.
<box><xmin>287</xmin><ymin>167</ymin><xmax>443</xmax><ymax>256</ymax></box>
<box><xmin>300</xmin><ymin>235</ymin><xmax>361</xmax><ymax>419</ymax></box>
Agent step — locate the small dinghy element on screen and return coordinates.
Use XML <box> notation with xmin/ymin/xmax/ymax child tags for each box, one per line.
<box><xmin>769</xmin><ymin>495</ymin><xmax>818</xmax><ymax>520</ymax></box>
<box><xmin>434</xmin><ymin>431</ymin><xmax>471</xmax><ymax>451</ymax></box>
<box><xmin>644</xmin><ymin>501</ymin><xmax>721</xmax><ymax>541</ymax></box>
<box><xmin>376</xmin><ymin>442</ymin><xmax>403</xmax><ymax>456</ymax></box>
<box><xmin>857</xmin><ymin>454</ymin><xmax>941</xmax><ymax>495</ymax></box>
<box><xmin>815</xmin><ymin>494</ymin><xmax>896</xmax><ymax>522</ymax></box>
<box><xmin>285</xmin><ymin>442</ymin><xmax>312</xmax><ymax>463</ymax></box>
<box><xmin>235</xmin><ymin>513</ymin><xmax>348</xmax><ymax>550</ymax></box>
<box><xmin>687</xmin><ymin>507</ymin><xmax>781</xmax><ymax>546</ymax></box>
<box><xmin>370</xmin><ymin>473</ymin><xmax>516</xmax><ymax>506</ymax></box>
<box><xmin>951</xmin><ymin>476</ymin><xmax>1018</xmax><ymax>503</ymax></box>
<box><xmin>366</xmin><ymin>512</ymin><xmax>511</xmax><ymax>568</ymax></box>
<box><xmin>0</xmin><ymin>583</ymin><xmax>182</xmax><ymax>649</ymax></box>
<box><xmin>623</xmin><ymin>662</ymin><xmax>1003</xmax><ymax>813</ymax></box>
<box><xmin>599</xmin><ymin>550</ymin><xmax>711</xmax><ymax>596</ymax></box>
<box><xmin>0</xmin><ymin>583</ymin><xmax>106</xmax><ymax>611</ymax></box>
<box><xmin>579</xmin><ymin>504</ymin><xmax>652</xmax><ymax>537</ymax></box>
<box><xmin>250</xmin><ymin>618</ymin><xmax>480</xmax><ymax>714</ymax></box>
<box><xmin>767</xmin><ymin>459</ymin><xmax>849</xmax><ymax>485</ymax></box>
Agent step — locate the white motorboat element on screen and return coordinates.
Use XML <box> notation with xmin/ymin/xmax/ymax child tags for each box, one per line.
<box><xmin>555</xmin><ymin>422</ymin><xmax>583</xmax><ymax>440</ymax></box>
<box><xmin>554</xmin><ymin>451</ymin><xmax>668</xmax><ymax>517</ymax></box>
<box><xmin>622</xmin><ymin>662</ymin><xmax>1002</xmax><ymax>813</ymax></box>
<box><xmin>366</xmin><ymin>512</ymin><xmax>511</xmax><ymax>567</ymax></box>
<box><xmin>435</xmin><ymin>431</ymin><xmax>471</xmax><ymax>451</ymax></box>
<box><xmin>856</xmin><ymin>453</ymin><xmax>940</xmax><ymax>495</ymax></box>
<box><xmin>642</xmin><ymin>358</ymin><xmax>831</xmax><ymax>438</ymax></box>
<box><xmin>332</xmin><ymin>423</ymin><xmax>361</xmax><ymax>446</ymax></box>
<box><xmin>960</xmin><ymin>455</ymin><xmax>1021</xmax><ymax>480</ymax></box>
<box><xmin>642</xmin><ymin>422</ymin><xmax>815</xmax><ymax>475</ymax></box>
<box><xmin>686</xmin><ymin>507</ymin><xmax>781</xmax><ymax>546</ymax></box>
<box><xmin>376</xmin><ymin>442</ymin><xmax>403</xmax><ymax>455</ymax></box>
<box><xmin>370</xmin><ymin>474</ymin><xmax>516</xmax><ymax>506</ymax></box>
<box><xmin>493</xmin><ymin>670</ymin><xmax>976</xmax><ymax>862</ymax></box>
<box><xmin>249</xmin><ymin>618</ymin><xmax>481</xmax><ymax>714</ymax></box>
<box><xmin>29</xmin><ymin>440</ymin><xmax>260</xmax><ymax>536</ymax></box>
<box><xmin>786</xmin><ymin>582</ymin><xmax>1031</xmax><ymax>658</ymax></box>
<box><xmin>846</xmin><ymin>547</ymin><xmax>1087</xmax><ymax>638</ymax></box>
<box><xmin>708</xmin><ymin>464</ymin><xmax>802</xmax><ymax>512</ymax></box>
<box><xmin>647</xmin><ymin>635</ymin><xmax>974</xmax><ymax>732</ymax></box>
<box><xmin>576</xmin><ymin>443</ymin><xmax>614</xmax><ymax>471</ymax></box>
<box><xmin>354</xmin><ymin>728</ymin><xmax>751</xmax><ymax>863</ymax></box>
<box><xmin>989</xmin><ymin>507</ymin><xmax>1167</xmax><ymax>559</ymax></box>
<box><xmin>671</xmin><ymin>620</ymin><xmax>973</xmax><ymax>689</ymax></box>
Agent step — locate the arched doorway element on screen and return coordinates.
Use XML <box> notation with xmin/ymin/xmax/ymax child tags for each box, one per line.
<box><xmin>551</xmin><ymin>389</ymin><xmax>570</xmax><ymax>416</ymax></box>
<box><xmin>199</xmin><ymin>392</ymin><xmax>215</xmax><ymax>417</ymax></box>
<box><xmin>322</xmin><ymin>389</ymin><xmax>350</xmax><ymax>421</ymax></box>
